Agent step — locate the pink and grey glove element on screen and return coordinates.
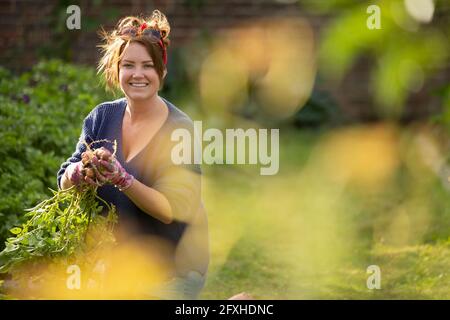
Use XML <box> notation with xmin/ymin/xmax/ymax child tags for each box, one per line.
<box><xmin>64</xmin><ymin>161</ymin><xmax>84</xmax><ymax>186</ymax></box>
<box><xmin>92</xmin><ymin>152</ymin><xmax>134</xmax><ymax>191</ymax></box>
<box><xmin>64</xmin><ymin>160</ymin><xmax>101</xmax><ymax>188</ymax></box>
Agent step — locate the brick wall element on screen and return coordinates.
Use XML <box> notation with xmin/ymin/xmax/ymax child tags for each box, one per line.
<box><xmin>0</xmin><ymin>0</ymin><xmax>447</xmax><ymax>121</ymax></box>
<box><xmin>1</xmin><ymin>0</ymin><xmax>316</xmax><ymax>69</ymax></box>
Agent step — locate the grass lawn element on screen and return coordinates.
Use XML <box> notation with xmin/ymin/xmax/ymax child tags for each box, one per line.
<box><xmin>199</xmin><ymin>126</ymin><xmax>450</xmax><ymax>299</ymax></box>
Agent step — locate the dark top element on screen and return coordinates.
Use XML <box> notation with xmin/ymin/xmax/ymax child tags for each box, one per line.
<box><xmin>56</xmin><ymin>97</ymin><xmax>203</xmax><ymax>252</ymax></box>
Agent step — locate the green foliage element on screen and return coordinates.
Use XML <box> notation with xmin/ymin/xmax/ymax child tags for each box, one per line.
<box><xmin>0</xmin><ymin>60</ymin><xmax>112</xmax><ymax>251</ymax></box>
<box><xmin>293</xmin><ymin>88</ymin><xmax>342</xmax><ymax>127</ymax></box>
<box><xmin>0</xmin><ymin>186</ymin><xmax>117</xmax><ymax>275</ymax></box>
<box><xmin>37</xmin><ymin>0</ymin><xmax>120</xmax><ymax>61</ymax></box>
<box><xmin>431</xmin><ymin>84</ymin><xmax>450</xmax><ymax>130</ymax></box>
<box><xmin>313</xmin><ymin>0</ymin><xmax>449</xmax><ymax>118</ymax></box>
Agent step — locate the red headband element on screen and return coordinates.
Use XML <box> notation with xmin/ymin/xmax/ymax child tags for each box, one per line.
<box><xmin>120</xmin><ymin>23</ymin><xmax>167</xmax><ymax>65</ymax></box>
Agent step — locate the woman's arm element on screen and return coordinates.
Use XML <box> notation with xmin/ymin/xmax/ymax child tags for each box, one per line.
<box><xmin>123</xmin><ymin>179</ymin><xmax>174</xmax><ymax>224</ymax></box>
<box><xmin>95</xmin><ymin>147</ymin><xmax>199</xmax><ymax>225</ymax></box>
<box><xmin>92</xmin><ymin>152</ymin><xmax>174</xmax><ymax>224</ymax></box>
<box><xmin>57</xmin><ymin>112</ymin><xmax>95</xmax><ymax>190</ymax></box>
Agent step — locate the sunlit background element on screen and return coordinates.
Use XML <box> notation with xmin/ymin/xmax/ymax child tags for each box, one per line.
<box><xmin>0</xmin><ymin>0</ymin><xmax>449</xmax><ymax>299</ymax></box>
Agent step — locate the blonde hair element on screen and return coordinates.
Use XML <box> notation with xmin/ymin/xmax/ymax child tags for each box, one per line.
<box><xmin>97</xmin><ymin>10</ymin><xmax>171</xmax><ymax>91</ymax></box>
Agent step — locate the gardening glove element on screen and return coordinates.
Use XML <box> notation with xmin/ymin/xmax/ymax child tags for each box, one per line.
<box><xmin>64</xmin><ymin>161</ymin><xmax>98</xmax><ymax>188</ymax></box>
<box><xmin>91</xmin><ymin>151</ymin><xmax>134</xmax><ymax>191</ymax></box>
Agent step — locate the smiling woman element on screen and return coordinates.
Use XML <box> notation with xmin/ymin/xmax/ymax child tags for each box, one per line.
<box><xmin>56</xmin><ymin>10</ymin><xmax>209</xmax><ymax>299</ymax></box>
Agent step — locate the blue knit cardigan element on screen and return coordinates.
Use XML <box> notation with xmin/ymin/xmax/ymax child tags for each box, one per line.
<box><xmin>57</xmin><ymin>97</ymin><xmax>203</xmax><ymax>252</ymax></box>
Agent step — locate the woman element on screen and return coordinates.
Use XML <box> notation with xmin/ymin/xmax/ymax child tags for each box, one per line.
<box><xmin>57</xmin><ymin>10</ymin><xmax>209</xmax><ymax>299</ymax></box>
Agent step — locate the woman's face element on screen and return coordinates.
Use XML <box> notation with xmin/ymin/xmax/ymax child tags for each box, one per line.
<box><xmin>119</xmin><ymin>42</ymin><xmax>165</xmax><ymax>102</ymax></box>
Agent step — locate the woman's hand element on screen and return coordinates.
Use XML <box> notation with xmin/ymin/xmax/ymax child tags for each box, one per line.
<box><xmin>64</xmin><ymin>161</ymin><xmax>84</xmax><ymax>186</ymax></box>
<box><xmin>91</xmin><ymin>147</ymin><xmax>134</xmax><ymax>191</ymax></box>
<box><xmin>64</xmin><ymin>160</ymin><xmax>99</xmax><ymax>188</ymax></box>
